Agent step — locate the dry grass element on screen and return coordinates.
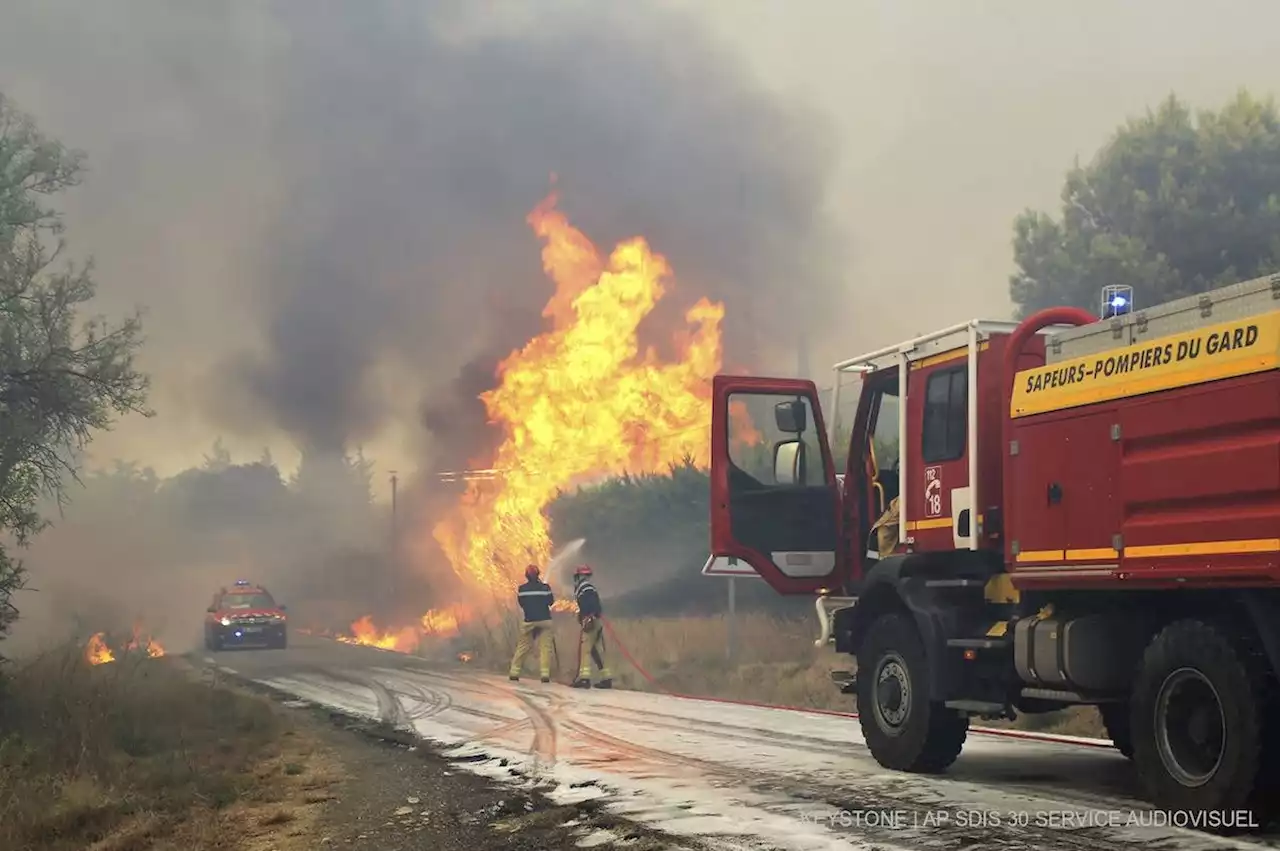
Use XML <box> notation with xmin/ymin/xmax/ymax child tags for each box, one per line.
<box><xmin>457</xmin><ymin>611</ymin><xmax>1107</xmax><ymax>738</ymax></box>
<box><xmin>0</xmin><ymin>644</ymin><xmax>343</xmax><ymax>851</ymax></box>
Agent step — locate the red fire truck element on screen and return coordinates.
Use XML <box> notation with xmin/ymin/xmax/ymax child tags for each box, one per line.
<box><xmin>707</xmin><ymin>274</ymin><xmax>1280</xmax><ymax>825</ymax></box>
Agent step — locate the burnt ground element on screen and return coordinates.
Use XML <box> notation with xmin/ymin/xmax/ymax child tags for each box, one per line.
<box><xmin>240</xmin><ymin>678</ymin><xmax>704</xmax><ymax>851</ymax></box>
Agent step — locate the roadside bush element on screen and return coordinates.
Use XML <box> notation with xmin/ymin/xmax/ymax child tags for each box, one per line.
<box><xmin>0</xmin><ymin>645</ymin><xmax>279</xmax><ymax>850</ymax></box>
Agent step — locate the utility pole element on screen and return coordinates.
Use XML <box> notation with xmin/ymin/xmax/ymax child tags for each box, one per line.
<box><xmin>389</xmin><ymin>470</ymin><xmax>398</xmax><ymax>547</ymax></box>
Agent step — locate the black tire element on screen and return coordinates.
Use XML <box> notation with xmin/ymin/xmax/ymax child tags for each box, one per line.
<box><xmin>1098</xmin><ymin>702</ymin><xmax>1133</xmax><ymax>759</ymax></box>
<box><xmin>1130</xmin><ymin>618</ymin><xmax>1272</xmax><ymax>826</ymax></box>
<box><xmin>209</xmin><ymin>631</ymin><xmax>222</xmax><ymax>652</ymax></box>
<box><xmin>856</xmin><ymin>613</ymin><xmax>968</xmax><ymax>773</ymax></box>
<box><xmin>276</xmin><ymin>632</ymin><xmax>288</xmax><ymax>650</ymax></box>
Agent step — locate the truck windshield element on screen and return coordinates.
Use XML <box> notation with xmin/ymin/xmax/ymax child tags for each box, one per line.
<box><xmin>222</xmin><ymin>593</ymin><xmax>274</xmax><ymax>610</ymax></box>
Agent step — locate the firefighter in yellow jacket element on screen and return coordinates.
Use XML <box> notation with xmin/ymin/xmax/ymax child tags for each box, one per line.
<box><xmin>509</xmin><ymin>564</ymin><xmax>554</xmax><ymax>683</ymax></box>
<box><xmin>571</xmin><ymin>564</ymin><xmax>612</xmax><ymax>689</ymax></box>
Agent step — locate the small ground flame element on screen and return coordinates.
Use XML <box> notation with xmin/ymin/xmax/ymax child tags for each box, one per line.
<box><xmin>85</xmin><ymin>624</ymin><xmax>164</xmax><ymax>664</ymax></box>
<box><xmin>337</xmin><ymin>615</ymin><xmax>421</xmax><ymax>653</ymax></box>
<box><xmin>124</xmin><ymin>622</ymin><xmax>165</xmax><ymax>657</ymax></box>
<box><xmin>85</xmin><ymin>633</ymin><xmax>115</xmax><ymax>665</ymax></box>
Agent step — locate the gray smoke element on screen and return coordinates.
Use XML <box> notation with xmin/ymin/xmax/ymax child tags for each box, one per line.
<box><xmin>0</xmin><ymin>0</ymin><xmax>842</xmax><ymax>466</ymax></box>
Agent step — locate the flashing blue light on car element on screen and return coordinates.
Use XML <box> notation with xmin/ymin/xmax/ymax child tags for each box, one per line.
<box><xmin>1109</xmin><ymin>295</ymin><xmax>1128</xmax><ymax>308</ymax></box>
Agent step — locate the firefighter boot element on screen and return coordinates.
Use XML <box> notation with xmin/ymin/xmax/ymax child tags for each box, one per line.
<box><xmin>572</xmin><ymin>677</ymin><xmax>591</xmax><ymax>688</ymax></box>
<box><xmin>595</xmin><ymin>679</ymin><xmax>612</xmax><ymax>689</ymax></box>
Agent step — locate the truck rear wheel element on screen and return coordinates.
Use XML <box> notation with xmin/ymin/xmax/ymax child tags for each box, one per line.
<box><xmin>856</xmin><ymin>613</ymin><xmax>968</xmax><ymax>773</ymax></box>
<box><xmin>1131</xmin><ymin>618</ymin><xmax>1270</xmax><ymax>824</ymax></box>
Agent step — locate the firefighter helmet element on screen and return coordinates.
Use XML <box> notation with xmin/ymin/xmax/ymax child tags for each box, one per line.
<box><xmin>524</xmin><ymin>564</ymin><xmax>540</xmax><ymax>580</ymax></box>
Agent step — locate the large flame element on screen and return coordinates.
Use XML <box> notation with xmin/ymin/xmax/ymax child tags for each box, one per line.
<box><xmin>332</xmin><ymin>190</ymin><xmax>726</xmax><ymax>655</ymax></box>
<box><xmin>430</xmin><ymin>190</ymin><xmax>724</xmax><ymax>597</ymax></box>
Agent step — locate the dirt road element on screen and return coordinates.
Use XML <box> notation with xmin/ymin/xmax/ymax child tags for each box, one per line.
<box><xmin>199</xmin><ymin>634</ymin><xmax>1280</xmax><ymax>851</ymax></box>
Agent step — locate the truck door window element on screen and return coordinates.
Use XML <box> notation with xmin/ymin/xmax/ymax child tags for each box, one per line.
<box><xmin>871</xmin><ymin>392</ymin><xmax>900</xmax><ymax>473</ymax></box>
<box><xmin>922</xmin><ymin>366</ymin><xmax>967</xmax><ymax>463</ymax></box>
<box><xmin>727</xmin><ymin>394</ymin><xmax>822</xmax><ymax>487</ymax></box>
<box><xmin>869</xmin><ymin>389</ymin><xmax>901</xmax><ymax>505</ymax></box>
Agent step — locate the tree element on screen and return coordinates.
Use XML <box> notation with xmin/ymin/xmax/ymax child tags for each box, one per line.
<box><xmin>1010</xmin><ymin>90</ymin><xmax>1280</xmax><ymax>317</ymax></box>
<box><xmin>0</xmin><ymin>93</ymin><xmax>150</xmax><ymax>648</ymax></box>
<box><xmin>202</xmin><ymin>437</ymin><xmax>233</xmax><ymax>472</ymax></box>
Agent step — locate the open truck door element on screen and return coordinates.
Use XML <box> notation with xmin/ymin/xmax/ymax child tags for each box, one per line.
<box><xmin>709</xmin><ymin>375</ymin><xmax>845</xmax><ymax>595</ymax></box>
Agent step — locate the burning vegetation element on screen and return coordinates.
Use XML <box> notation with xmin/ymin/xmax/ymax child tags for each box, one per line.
<box><xmin>335</xmin><ymin>190</ymin><xmax>725</xmax><ymax>650</ymax></box>
<box><xmin>84</xmin><ymin>623</ymin><xmax>166</xmax><ymax>665</ymax></box>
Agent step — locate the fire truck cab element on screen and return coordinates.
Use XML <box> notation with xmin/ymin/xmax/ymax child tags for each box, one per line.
<box><xmin>707</xmin><ymin>274</ymin><xmax>1280</xmax><ymax>826</ymax></box>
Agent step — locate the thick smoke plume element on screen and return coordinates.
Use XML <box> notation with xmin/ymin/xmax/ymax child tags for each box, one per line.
<box><xmin>2</xmin><ymin>0</ymin><xmax>843</xmax><ymax>468</ymax></box>
<box><xmin>0</xmin><ymin>1</ymin><xmax>844</xmax><ymax>641</ymax></box>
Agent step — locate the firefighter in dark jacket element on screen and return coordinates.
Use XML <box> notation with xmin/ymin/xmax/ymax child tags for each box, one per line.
<box><xmin>571</xmin><ymin>564</ymin><xmax>612</xmax><ymax>689</ymax></box>
<box><xmin>509</xmin><ymin>564</ymin><xmax>554</xmax><ymax>683</ymax></box>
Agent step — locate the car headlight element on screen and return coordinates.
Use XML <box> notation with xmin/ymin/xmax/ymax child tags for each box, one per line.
<box><xmin>220</xmin><ymin>617</ymin><xmax>232</xmax><ymax>626</ymax></box>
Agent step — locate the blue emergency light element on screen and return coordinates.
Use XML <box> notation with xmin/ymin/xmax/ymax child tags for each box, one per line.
<box><xmin>234</xmin><ymin>579</ymin><xmax>250</xmax><ymax>586</ymax></box>
<box><xmin>1101</xmin><ymin>285</ymin><xmax>1134</xmax><ymax>320</ymax></box>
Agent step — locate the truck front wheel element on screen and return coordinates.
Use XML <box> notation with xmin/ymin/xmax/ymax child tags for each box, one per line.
<box><xmin>1131</xmin><ymin>619</ymin><xmax>1271</xmax><ymax>823</ymax></box>
<box><xmin>856</xmin><ymin>613</ymin><xmax>968</xmax><ymax>773</ymax></box>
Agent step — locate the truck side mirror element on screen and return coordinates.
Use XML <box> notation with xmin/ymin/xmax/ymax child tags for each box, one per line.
<box><xmin>206</xmin><ymin>606</ymin><xmax>217</xmax><ymax>614</ymax></box>
<box><xmin>774</xmin><ymin>399</ymin><xmax>807</xmax><ymax>434</ymax></box>
<box><xmin>773</xmin><ymin>440</ymin><xmax>806</xmax><ymax>485</ymax></box>
<box><xmin>279</xmin><ymin>604</ymin><xmax>287</xmax><ymax>611</ymax></box>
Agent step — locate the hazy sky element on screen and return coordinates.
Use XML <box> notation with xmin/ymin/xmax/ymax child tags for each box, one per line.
<box><xmin>683</xmin><ymin>0</ymin><xmax>1280</xmax><ymax>360</ymax></box>
<box><xmin>3</xmin><ymin>1</ymin><xmax>1278</xmax><ymax>483</ymax></box>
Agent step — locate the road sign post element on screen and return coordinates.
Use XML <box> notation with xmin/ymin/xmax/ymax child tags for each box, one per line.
<box><xmin>701</xmin><ymin>556</ymin><xmax>760</xmax><ymax>663</ymax></box>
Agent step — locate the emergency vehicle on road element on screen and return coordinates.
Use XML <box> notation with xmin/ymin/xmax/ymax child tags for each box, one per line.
<box><xmin>205</xmin><ymin>580</ymin><xmax>288</xmax><ymax>651</ymax></box>
<box><xmin>707</xmin><ymin>274</ymin><xmax>1280</xmax><ymax>828</ymax></box>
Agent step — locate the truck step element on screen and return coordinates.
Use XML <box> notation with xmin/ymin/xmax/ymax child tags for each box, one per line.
<box><xmin>947</xmin><ymin>637</ymin><xmax>1009</xmax><ymax>650</ymax></box>
<box><xmin>1021</xmin><ymin>687</ymin><xmax>1088</xmax><ymax>703</ymax></box>
<box><xmin>945</xmin><ymin>699</ymin><xmax>1011</xmax><ymax>717</ymax></box>
<box><xmin>830</xmin><ymin>670</ymin><xmax>857</xmax><ymax>694</ymax></box>
<box><xmin>1021</xmin><ymin>687</ymin><xmax>1123</xmax><ymax>704</ymax></box>
<box><xmin>925</xmin><ymin>578</ymin><xmax>987</xmax><ymax>589</ymax></box>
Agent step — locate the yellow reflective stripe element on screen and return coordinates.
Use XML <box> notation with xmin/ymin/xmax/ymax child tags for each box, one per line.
<box><xmin>1065</xmin><ymin>547</ymin><xmax>1120</xmax><ymax>560</ymax></box>
<box><xmin>912</xmin><ymin>341</ymin><xmax>991</xmax><ymax>370</ymax></box>
<box><xmin>1014</xmin><ymin>539</ymin><xmax>1280</xmax><ymax>564</ymax></box>
<box><xmin>906</xmin><ymin>517</ymin><xmax>953</xmax><ymax>531</ymax></box>
<box><xmin>1124</xmin><ymin>538</ymin><xmax>1280</xmax><ymax>558</ymax></box>
<box><xmin>1015</xmin><ymin>549</ymin><xmax>1064</xmax><ymax>563</ymax></box>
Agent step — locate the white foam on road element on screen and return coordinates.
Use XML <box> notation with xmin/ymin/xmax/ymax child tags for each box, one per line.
<box><xmin>244</xmin><ymin>661</ymin><xmax>1278</xmax><ymax>851</ymax></box>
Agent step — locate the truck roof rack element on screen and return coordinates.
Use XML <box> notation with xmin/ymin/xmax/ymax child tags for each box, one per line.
<box><xmin>831</xmin><ymin>319</ymin><xmax>1024</xmax><ymax>374</ymax></box>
